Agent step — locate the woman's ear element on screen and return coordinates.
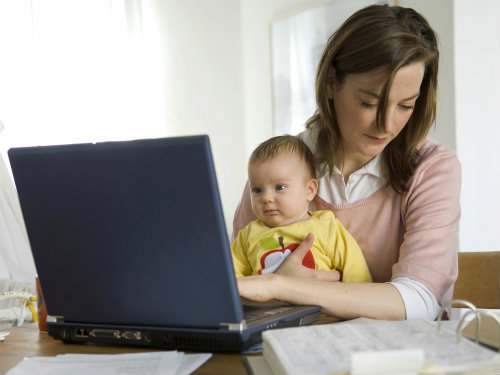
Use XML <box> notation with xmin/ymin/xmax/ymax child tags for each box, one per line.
<box><xmin>306</xmin><ymin>178</ymin><xmax>318</xmax><ymax>202</ymax></box>
<box><xmin>326</xmin><ymin>67</ymin><xmax>335</xmax><ymax>99</ymax></box>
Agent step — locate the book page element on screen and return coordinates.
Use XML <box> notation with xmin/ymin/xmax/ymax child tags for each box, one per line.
<box><xmin>262</xmin><ymin>318</ymin><xmax>500</xmax><ymax>375</ymax></box>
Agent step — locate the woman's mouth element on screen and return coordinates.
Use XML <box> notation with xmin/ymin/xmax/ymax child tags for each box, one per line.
<box><xmin>365</xmin><ymin>135</ymin><xmax>388</xmax><ymax>144</ymax></box>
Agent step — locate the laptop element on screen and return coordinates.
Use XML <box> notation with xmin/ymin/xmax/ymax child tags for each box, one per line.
<box><xmin>8</xmin><ymin>135</ymin><xmax>320</xmax><ymax>352</ymax></box>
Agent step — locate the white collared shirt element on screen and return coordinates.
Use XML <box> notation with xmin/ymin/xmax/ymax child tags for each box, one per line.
<box><xmin>320</xmin><ymin>154</ymin><xmax>385</xmax><ymax>204</ymax></box>
<box><xmin>302</xmin><ymin>130</ymin><xmax>440</xmax><ymax>320</ymax></box>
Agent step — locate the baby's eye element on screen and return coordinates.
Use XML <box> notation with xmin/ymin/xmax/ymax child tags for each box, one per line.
<box><xmin>251</xmin><ymin>187</ymin><xmax>262</xmax><ymax>194</ymax></box>
<box><xmin>275</xmin><ymin>184</ymin><xmax>286</xmax><ymax>191</ymax></box>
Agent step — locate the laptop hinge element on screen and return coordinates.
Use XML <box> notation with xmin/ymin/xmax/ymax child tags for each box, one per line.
<box><xmin>219</xmin><ymin>321</ymin><xmax>247</xmax><ymax>331</ymax></box>
<box><xmin>48</xmin><ymin>314</ymin><xmax>64</xmax><ymax>323</ymax></box>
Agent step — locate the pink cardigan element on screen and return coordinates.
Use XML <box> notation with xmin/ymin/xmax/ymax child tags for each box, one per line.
<box><xmin>232</xmin><ymin>139</ymin><xmax>461</xmax><ymax>306</ymax></box>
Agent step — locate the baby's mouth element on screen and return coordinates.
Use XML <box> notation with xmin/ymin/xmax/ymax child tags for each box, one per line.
<box><xmin>264</xmin><ymin>209</ymin><xmax>279</xmax><ymax>215</ymax></box>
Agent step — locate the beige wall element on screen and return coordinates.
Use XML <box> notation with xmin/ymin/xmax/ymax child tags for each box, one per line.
<box><xmin>148</xmin><ymin>0</ymin><xmax>247</xmax><ymax>233</ymax></box>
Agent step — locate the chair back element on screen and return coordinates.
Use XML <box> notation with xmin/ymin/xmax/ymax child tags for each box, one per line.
<box><xmin>453</xmin><ymin>251</ymin><xmax>500</xmax><ymax>309</ymax></box>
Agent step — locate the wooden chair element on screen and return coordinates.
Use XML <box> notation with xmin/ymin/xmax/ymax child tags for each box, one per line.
<box><xmin>453</xmin><ymin>251</ymin><xmax>500</xmax><ymax>309</ymax></box>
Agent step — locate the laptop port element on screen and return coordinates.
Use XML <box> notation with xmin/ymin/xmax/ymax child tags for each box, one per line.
<box><xmin>89</xmin><ymin>329</ymin><xmax>120</xmax><ymax>338</ymax></box>
<box><xmin>121</xmin><ymin>331</ymin><xmax>142</xmax><ymax>340</ymax></box>
<box><xmin>74</xmin><ymin>328</ymin><xmax>90</xmax><ymax>338</ymax></box>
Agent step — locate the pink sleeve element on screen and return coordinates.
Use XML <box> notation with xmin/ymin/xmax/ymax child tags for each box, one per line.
<box><xmin>231</xmin><ymin>181</ymin><xmax>257</xmax><ymax>242</ymax></box>
<box><xmin>394</xmin><ymin>144</ymin><xmax>461</xmax><ymax>304</ymax></box>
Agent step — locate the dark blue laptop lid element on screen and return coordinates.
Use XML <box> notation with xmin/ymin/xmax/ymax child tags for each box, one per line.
<box><xmin>8</xmin><ymin>135</ymin><xmax>244</xmax><ymax>328</ymax></box>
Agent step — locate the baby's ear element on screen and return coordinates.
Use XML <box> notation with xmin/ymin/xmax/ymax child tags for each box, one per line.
<box><xmin>307</xmin><ymin>178</ymin><xmax>318</xmax><ymax>201</ymax></box>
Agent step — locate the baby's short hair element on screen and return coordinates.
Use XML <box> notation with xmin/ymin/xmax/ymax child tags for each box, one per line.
<box><xmin>249</xmin><ymin>135</ymin><xmax>316</xmax><ymax>179</ymax></box>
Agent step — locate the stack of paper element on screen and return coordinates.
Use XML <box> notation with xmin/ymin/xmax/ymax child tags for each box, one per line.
<box><xmin>257</xmin><ymin>318</ymin><xmax>500</xmax><ymax>375</ymax></box>
<box><xmin>5</xmin><ymin>351</ymin><xmax>211</xmax><ymax>375</ymax></box>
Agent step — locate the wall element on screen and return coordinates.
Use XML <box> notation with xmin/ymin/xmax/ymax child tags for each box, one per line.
<box><xmin>136</xmin><ymin>0</ymin><xmax>248</xmax><ymax>233</ymax></box>
<box><xmin>398</xmin><ymin>0</ymin><xmax>456</xmax><ymax>150</ymax></box>
<box><xmin>454</xmin><ymin>0</ymin><xmax>500</xmax><ymax>252</ymax></box>
<box><xmin>401</xmin><ymin>0</ymin><xmax>500</xmax><ymax>251</ymax></box>
<box><xmin>240</xmin><ymin>0</ymin><xmax>333</xmax><ymax>160</ymax></box>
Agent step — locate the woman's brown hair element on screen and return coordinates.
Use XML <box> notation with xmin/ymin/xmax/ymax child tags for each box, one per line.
<box><xmin>307</xmin><ymin>4</ymin><xmax>439</xmax><ymax>193</ymax></box>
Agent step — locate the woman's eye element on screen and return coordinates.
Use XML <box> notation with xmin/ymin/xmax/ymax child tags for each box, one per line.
<box><xmin>400</xmin><ymin>104</ymin><xmax>415</xmax><ymax>111</ymax></box>
<box><xmin>361</xmin><ymin>102</ymin><xmax>376</xmax><ymax>108</ymax></box>
<box><xmin>275</xmin><ymin>185</ymin><xmax>286</xmax><ymax>191</ymax></box>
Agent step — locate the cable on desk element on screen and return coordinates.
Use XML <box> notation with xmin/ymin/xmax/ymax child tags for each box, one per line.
<box><xmin>0</xmin><ymin>291</ymin><xmax>38</xmax><ymax>324</ymax></box>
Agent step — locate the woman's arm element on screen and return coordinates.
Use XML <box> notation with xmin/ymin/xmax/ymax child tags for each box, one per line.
<box><xmin>237</xmin><ymin>274</ymin><xmax>405</xmax><ymax>320</ymax></box>
<box><xmin>237</xmin><ymin>234</ymin><xmax>406</xmax><ymax>320</ymax></box>
<box><xmin>231</xmin><ymin>182</ymin><xmax>256</xmax><ymax>242</ymax></box>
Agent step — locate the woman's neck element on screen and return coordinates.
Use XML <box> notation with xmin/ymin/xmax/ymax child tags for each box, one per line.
<box><xmin>334</xmin><ymin>153</ymin><xmax>374</xmax><ymax>183</ymax></box>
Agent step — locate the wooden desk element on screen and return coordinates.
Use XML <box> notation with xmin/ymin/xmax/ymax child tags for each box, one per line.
<box><xmin>0</xmin><ymin>315</ymin><xmax>337</xmax><ymax>374</ymax></box>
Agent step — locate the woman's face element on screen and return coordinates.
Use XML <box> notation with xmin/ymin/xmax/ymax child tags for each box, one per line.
<box><xmin>328</xmin><ymin>62</ymin><xmax>425</xmax><ymax>170</ymax></box>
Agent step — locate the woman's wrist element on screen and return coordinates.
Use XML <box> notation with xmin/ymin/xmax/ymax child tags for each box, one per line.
<box><xmin>265</xmin><ymin>273</ymin><xmax>288</xmax><ymax>302</ymax></box>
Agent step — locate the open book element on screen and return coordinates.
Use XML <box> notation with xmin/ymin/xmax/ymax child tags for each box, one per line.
<box><xmin>245</xmin><ymin>303</ymin><xmax>500</xmax><ymax>375</ymax></box>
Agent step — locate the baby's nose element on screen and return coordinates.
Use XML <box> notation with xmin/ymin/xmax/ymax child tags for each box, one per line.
<box><xmin>262</xmin><ymin>190</ymin><xmax>274</xmax><ymax>202</ymax></box>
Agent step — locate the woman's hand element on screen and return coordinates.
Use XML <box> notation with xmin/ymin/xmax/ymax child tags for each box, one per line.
<box><xmin>237</xmin><ymin>274</ymin><xmax>276</xmax><ymax>302</ymax></box>
<box><xmin>277</xmin><ymin>233</ymin><xmax>341</xmax><ymax>281</ymax></box>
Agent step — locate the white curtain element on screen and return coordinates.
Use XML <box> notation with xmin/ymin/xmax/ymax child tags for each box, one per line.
<box><xmin>0</xmin><ymin>153</ymin><xmax>35</xmax><ymax>281</ymax></box>
<box><xmin>0</xmin><ymin>0</ymin><xmax>166</xmax><ymax>154</ymax></box>
<box><xmin>0</xmin><ymin>0</ymin><xmax>166</xmax><ymax>281</ymax></box>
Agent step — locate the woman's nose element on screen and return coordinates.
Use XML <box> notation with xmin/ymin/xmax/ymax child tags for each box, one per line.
<box><xmin>384</xmin><ymin>108</ymin><xmax>396</xmax><ymax>133</ymax></box>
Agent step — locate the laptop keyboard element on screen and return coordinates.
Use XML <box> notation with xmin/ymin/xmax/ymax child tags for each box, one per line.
<box><xmin>242</xmin><ymin>301</ymin><xmax>295</xmax><ymax>323</ymax></box>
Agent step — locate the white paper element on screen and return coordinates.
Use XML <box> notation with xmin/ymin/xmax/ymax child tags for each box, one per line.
<box><xmin>5</xmin><ymin>351</ymin><xmax>212</xmax><ymax>375</ymax></box>
<box><xmin>351</xmin><ymin>349</ymin><xmax>424</xmax><ymax>375</ymax></box>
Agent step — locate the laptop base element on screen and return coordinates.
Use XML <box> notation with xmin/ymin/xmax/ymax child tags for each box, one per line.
<box><xmin>47</xmin><ymin>310</ymin><xmax>320</xmax><ymax>353</ymax></box>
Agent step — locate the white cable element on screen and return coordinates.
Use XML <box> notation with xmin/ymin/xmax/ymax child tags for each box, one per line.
<box><xmin>0</xmin><ymin>291</ymin><xmax>35</xmax><ymax>300</ymax></box>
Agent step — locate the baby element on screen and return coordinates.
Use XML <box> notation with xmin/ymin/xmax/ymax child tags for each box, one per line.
<box><xmin>231</xmin><ymin>135</ymin><xmax>372</xmax><ymax>282</ymax></box>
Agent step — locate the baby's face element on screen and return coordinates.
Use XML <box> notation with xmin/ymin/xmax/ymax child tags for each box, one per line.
<box><xmin>248</xmin><ymin>151</ymin><xmax>317</xmax><ymax>228</ymax></box>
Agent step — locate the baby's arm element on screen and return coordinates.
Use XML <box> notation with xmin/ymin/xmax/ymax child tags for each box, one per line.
<box><xmin>230</xmin><ymin>230</ymin><xmax>253</xmax><ymax>277</ymax></box>
<box><xmin>329</xmin><ymin>217</ymin><xmax>372</xmax><ymax>283</ymax></box>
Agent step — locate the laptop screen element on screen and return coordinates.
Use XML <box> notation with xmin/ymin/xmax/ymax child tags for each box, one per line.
<box><xmin>9</xmin><ymin>135</ymin><xmax>244</xmax><ymax>328</ymax></box>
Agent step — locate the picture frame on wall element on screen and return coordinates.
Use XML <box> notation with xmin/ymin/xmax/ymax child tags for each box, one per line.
<box><xmin>270</xmin><ymin>0</ymin><xmax>388</xmax><ymax>136</ymax></box>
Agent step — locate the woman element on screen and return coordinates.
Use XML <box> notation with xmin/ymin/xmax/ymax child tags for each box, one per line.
<box><xmin>232</xmin><ymin>4</ymin><xmax>460</xmax><ymax>320</ymax></box>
